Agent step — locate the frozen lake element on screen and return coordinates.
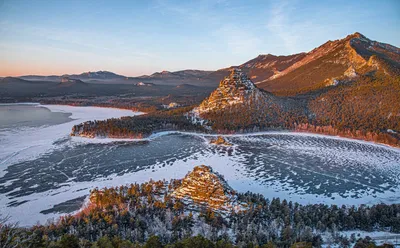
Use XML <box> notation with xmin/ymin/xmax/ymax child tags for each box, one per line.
<box><xmin>0</xmin><ymin>103</ymin><xmax>400</xmax><ymax>226</ymax></box>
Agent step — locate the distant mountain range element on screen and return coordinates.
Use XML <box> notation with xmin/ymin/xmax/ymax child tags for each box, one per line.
<box><xmin>20</xmin><ymin>70</ymin><xmax>215</xmax><ymax>81</ymax></box>
<box><xmin>13</xmin><ymin>32</ymin><xmax>399</xmax><ymax>94</ymax></box>
<box><xmin>19</xmin><ymin>71</ymin><xmax>125</xmax><ymax>82</ymax></box>
<box><xmin>18</xmin><ymin>69</ymin><xmax>219</xmax><ymax>87</ymax></box>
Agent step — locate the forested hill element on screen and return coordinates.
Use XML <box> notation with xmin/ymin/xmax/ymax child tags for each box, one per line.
<box><xmin>194</xmin><ymin>68</ymin><xmax>400</xmax><ymax>146</ymax></box>
<box><xmin>3</xmin><ymin>165</ymin><xmax>400</xmax><ymax>247</ymax></box>
<box><xmin>193</xmin><ymin>68</ymin><xmax>305</xmax><ymax>132</ymax></box>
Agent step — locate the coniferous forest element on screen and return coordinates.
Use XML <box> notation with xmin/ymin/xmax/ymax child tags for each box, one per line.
<box><xmin>1</xmin><ymin>177</ymin><xmax>400</xmax><ymax>248</ymax></box>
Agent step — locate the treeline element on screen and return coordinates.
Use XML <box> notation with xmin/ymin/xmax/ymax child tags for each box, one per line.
<box><xmin>71</xmin><ymin>106</ymin><xmax>208</xmax><ymax>138</ymax></box>
<box><xmin>2</xmin><ymin>179</ymin><xmax>400</xmax><ymax>247</ymax></box>
<box><xmin>1</xmin><ymin>233</ymin><xmax>392</xmax><ymax>248</ymax></box>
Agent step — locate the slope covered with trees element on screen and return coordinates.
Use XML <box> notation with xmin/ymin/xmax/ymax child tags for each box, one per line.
<box><xmin>1</xmin><ymin>166</ymin><xmax>399</xmax><ymax>247</ymax></box>
<box><xmin>302</xmin><ymin>72</ymin><xmax>400</xmax><ymax>145</ymax></box>
<box><xmin>70</xmin><ymin>33</ymin><xmax>400</xmax><ymax>147</ymax></box>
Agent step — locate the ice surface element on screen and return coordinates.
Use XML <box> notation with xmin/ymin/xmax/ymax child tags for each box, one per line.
<box><xmin>1</xmin><ymin>106</ymin><xmax>400</xmax><ymax>226</ymax></box>
<box><xmin>0</xmin><ymin>104</ymin><xmax>142</xmax><ymax>176</ymax></box>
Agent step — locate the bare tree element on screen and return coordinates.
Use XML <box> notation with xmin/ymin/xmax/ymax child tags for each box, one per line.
<box><xmin>0</xmin><ymin>215</ymin><xmax>32</xmax><ymax>248</ymax></box>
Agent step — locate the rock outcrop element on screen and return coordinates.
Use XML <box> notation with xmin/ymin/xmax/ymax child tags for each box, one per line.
<box><xmin>89</xmin><ymin>165</ymin><xmax>245</xmax><ymax>213</ymax></box>
<box><xmin>210</xmin><ymin>136</ymin><xmax>232</xmax><ymax>146</ymax></box>
<box><xmin>190</xmin><ymin>69</ymin><xmax>301</xmax><ymax>132</ymax></box>
<box><xmin>171</xmin><ymin>165</ymin><xmax>242</xmax><ymax>212</ymax></box>
<box><xmin>195</xmin><ymin>68</ymin><xmax>259</xmax><ymax>113</ymax></box>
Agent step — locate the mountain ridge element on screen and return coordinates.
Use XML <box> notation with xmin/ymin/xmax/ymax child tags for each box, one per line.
<box><xmin>253</xmin><ymin>32</ymin><xmax>399</xmax><ymax>93</ymax></box>
<box><xmin>191</xmin><ymin>61</ymin><xmax>399</xmax><ymax>146</ymax></box>
<box><xmin>14</xmin><ymin>32</ymin><xmax>399</xmax><ymax>93</ymax></box>
<box><xmin>210</xmin><ymin>32</ymin><xmax>399</xmax><ymax>95</ymax></box>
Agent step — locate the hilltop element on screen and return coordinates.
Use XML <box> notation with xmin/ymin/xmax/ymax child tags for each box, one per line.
<box><xmin>224</xmin><ymin>32</ymin><xmax>400</xmax><ymax>95</ymax></box>
<box><xmin>196</xmin><ymin>68</ymin><xmax>260</xmax><ymax>112</ymax></box>
<box><xmin>89</xmin><ymin>165</ymin><xmax>244</xmax><ymax>214</ymax></box>
<box><xmin>192</xmin><ymin>68</ymin><xmax>305</xmax><ymax>132</ymax></box>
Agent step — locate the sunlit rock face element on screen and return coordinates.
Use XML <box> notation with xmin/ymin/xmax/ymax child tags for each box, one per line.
<box><xmin>196</xmin><ymin>69</ymin><xmax>260</xmax><ymax>113</ymax></box>
<box><xmin>171</xmin><ymin>165</ymin><xmax>244</xmax><ymax>212</ymax></box>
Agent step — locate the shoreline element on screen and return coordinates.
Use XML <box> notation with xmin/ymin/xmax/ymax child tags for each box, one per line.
<box><xmin>73</xmin><ymin>129</ymin><xmax>400</xmax><ymax>152</ymax></box>
<box><xmin>0</xmin><ymin>103</ymin><xmax>143</xmax><ymax>171</ymax></box>
<box><xmin>5</xmin><ymin>102</ymin><xmax>398</xmax><ymax>149</ymax></box>
<box><xmin>40</xmin><ymin>102</ymin><xmax>145</xmax><ymax>112</ymax></box>
<box><xmin>0</xmin><ymin>101</ymin><xmax>147</xmax><ymax>113</ymax></box>
<box><xmin>0</xmin><ymin>102</ymin><xmax>41</xmax><ymax>106</ymax></box>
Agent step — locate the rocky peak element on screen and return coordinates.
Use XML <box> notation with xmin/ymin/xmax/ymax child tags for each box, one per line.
<box><xmin>347</xmin><ymin>32</ymin><xmax>366</xmax><ymax>40</ymax></box>
<box><xmin>195</xmin><ymin>69</ymin><xmax>261</xmax><ymax>113</ymax></box>
<box><xmin>221</xmin><ymin>68</ymin><xmax>255</xmax><ymax>90</ymax></box>
<box><xmin>88</xmin><ymin>165</ymin><xmax>247</xmax><ymax>214</ymax></box>
<box><xmin>347</xmin><ymin>33</ymin><xmax>400</xmax><ymax>68</ymax></box>
<box><xmin>171</xmin><ymin>165</ymin><xmax>237</xmax><ymax>211</ymax></box>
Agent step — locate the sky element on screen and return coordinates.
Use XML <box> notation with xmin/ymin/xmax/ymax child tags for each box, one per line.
<box><xmin>0</xmin><ymin>0</ymin><xmax>399</xmax><ymax>77</ymax></box>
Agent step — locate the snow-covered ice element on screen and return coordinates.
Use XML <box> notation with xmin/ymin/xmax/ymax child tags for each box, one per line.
<box><xmin>1</xmin><ymin>104</ymin><xmax>400</xmax><ymax>226</ymax></box>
